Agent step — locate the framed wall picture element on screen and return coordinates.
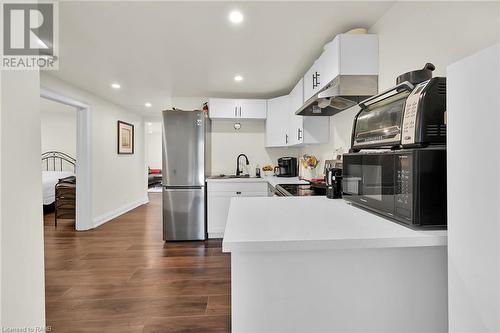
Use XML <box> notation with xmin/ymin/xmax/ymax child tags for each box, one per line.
<box><xmin>117</xmin><ymin>121</ymin><xmax>134</xmax><ymax>154</ymax></box>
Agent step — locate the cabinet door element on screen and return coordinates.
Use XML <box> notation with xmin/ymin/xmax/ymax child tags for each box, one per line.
<box><xmin>208</xmin><ymin>98</ymin><xmax>238</xmax><ymax>119</ymax></box>
<box><xmin>266</xmin><ymin>95</ymin><xmax>290</xmax><ymax>147</ymax></box>
<box><xmin>288</xmin><ymin>79</ymin><xmax>304</xmax><ymax>146</ymax></box>
<box><xmin>207</xmin><ymin>187</ymin><xmax>268</xmax><ymax>238</ymax></box>
<box><xmin>207</xmin><ymin>191</ymin><xmax>232</xmax><ymax>238</ymax></box>
<box><xmin>238</xmin><ymin>99</ymin><xmax>267</xmax><ymax>119</ymax></box>
<box><xmin>318</xmin><ymin>37</ymin><xmax>340</xmax><ymax>89</ymax></box>
<box><xmin>303</xmin><ymin>60</ymin><xmax>322</xmax><ymax>101</ymax></box>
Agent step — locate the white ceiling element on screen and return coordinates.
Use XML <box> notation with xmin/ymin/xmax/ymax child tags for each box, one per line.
<box><xmin>50</xmin><ymin>1</ymin><xmax>393</xmax><ymax>114</ymax></box>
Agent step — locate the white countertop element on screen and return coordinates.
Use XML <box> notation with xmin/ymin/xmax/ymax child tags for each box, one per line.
<box><xmin>206</xmin><ymin>175</ymin><xmax>308</xmax><ymax>187</ymax></box>
<box><xmin>223</xmin><ymin>196</ymin><xmax>447</xmax><ymax>252</ymax></box>
<box><xmin>264</xmin><ymin>176</ymin><xmax>309</xmax><ymax>187</ymax></box>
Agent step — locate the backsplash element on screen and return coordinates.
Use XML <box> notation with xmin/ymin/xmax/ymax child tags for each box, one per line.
<box><xmin>210</xmin><ymin>119</ymin><xmax>300</xmax><ymax>176</ymax></box>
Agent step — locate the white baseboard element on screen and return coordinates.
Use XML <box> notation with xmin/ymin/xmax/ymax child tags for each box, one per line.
<box><xmin>93</xmin><ymin>197</ymin><xmax>149</xmax><ymax>229</ymax></box>
<box><xmin>208</xmin><ymin>231</ymin><xmax>224</xmax><ymax>239</ymax></box>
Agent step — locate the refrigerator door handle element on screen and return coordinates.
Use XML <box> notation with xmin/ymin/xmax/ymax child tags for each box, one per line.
<box><xmin>163</xmin><ymin>185</ymin><xmax>204</xmax><ymax>190</ymax></box>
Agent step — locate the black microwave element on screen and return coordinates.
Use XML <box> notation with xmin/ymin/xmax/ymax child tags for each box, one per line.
<box><xmin>342</xmin><ymin>146</ymin><xmax>447</xmax><ymax>229</ymax></box>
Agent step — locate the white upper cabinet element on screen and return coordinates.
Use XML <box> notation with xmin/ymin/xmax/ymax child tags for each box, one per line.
<box><xmin>209</xmin><ymin>98</ymin><xmax>266</xmax><ymax>119</ymax></box>
<box><xmin>303</xmin><ymin>59</ymin><xmax>322</xmax><ymax>103</ymax></box>
<box><xmin>265</xmin><ymin>95</ymin><xmax>290</xmax><ymax>147</ymax></box>
<box><xmin>288</xmin><ymin>78</ymin><xmax>330</xmax><ymax>146</ymax></box>
<box><xmin>266</xmin><ymin>79</ymin><xmax>330</xmax><ymax>148</ymax></box>
<box><xmin>237</xmin><ymin>99</ymin><xmax>267</xmax><ymax>119</ymax></box>
<box><xmin>288</xmin><ymin>79</ymin><xmax>305</xmax><ymax>146</ymax></box>
<box><xmin>303</xmin><ymin>34</ymin><xmax>378</xmax><ymax>102</ymax></box>
<box><xmin>208</xmin><ymin>98</ymin><xmax>238</xmax><ymax>118</ymax></box>
<box><xmin>318</xmin><ymin>37</ymin><xmax>340</xmax><ymax>90</ymax></box>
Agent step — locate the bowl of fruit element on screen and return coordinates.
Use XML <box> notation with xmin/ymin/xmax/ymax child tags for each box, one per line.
<box><xmin>301</xmin><ymin>155</ymin><xmax>319</xmax><ymax>170</ymax></box>
<box><xmin>262</xmin><ymin>164</ymin><xmax>274</xmax><ymax>176</ymax></box>
<box><xmin>301</xmin><ymin>155</ymin><xmax>320</xmax><ymax>180</ymax></box>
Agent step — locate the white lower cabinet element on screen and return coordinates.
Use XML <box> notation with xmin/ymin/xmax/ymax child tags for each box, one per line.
<box><xmin>207</xmin><ymin>181</ymin><xmax>268</xmax><ymax>238</ymax></box>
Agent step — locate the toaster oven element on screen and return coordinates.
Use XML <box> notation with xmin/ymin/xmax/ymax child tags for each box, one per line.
<box><xmin>351</xmin><ymin>78</ymin><xmax>446</xmax><ymax>152</ymax></box>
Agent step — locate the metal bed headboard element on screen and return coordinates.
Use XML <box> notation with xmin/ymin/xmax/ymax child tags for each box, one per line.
<box><xmin>42</xmin><ymin>151</ymin><xmax>76</xmax><ymax>172</ymax></box>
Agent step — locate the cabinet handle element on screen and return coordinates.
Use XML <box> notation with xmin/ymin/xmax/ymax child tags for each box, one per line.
<box><xmin>235</xmin><ymin>106</ymin><xmax>237</xmax><ymax>117</ymax></box>
<box><xmin>285</xmin><ymin>134</ymin><xmax>288</xmax><ymax>144</ymax></box>
<box><xmin>236</xmin><ymin>191</ymin><xmax>242</xmax><ymax>195</ymax></box>
<box><xmin>239</xmin><ymin>106</ymin><xmax>242</xmax><ymax>117</ymax></box>
<box><xmin>312</xmin><ymin>72</ymin><xmax>321</xmax><ymax>89</ymax></box>
<box><xmin>298</xmin><ymin>128</ymin><xmax>302</xmax><ymax>140</ymax></box>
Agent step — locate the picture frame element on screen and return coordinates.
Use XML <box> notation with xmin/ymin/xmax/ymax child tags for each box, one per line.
<box><xmin>117</xmin><ymin>120</ymin><xmax>134</xmax><ymax>154</ymax></box>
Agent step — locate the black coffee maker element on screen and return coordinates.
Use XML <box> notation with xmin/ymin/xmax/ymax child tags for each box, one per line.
<box><xmin>274</xmin><ymin>157</ymin><xmax>298</xmax><ymax>177</ymax></box>
<box><xmin>325</xmin><ymin>167</ymin><xmax>343</xmax><ymax>199</ymax></box>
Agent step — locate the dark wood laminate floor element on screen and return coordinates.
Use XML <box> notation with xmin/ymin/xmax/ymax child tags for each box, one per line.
<box><xmin>44</xmin><ymin>193</ymin><xmax>231</xmax><ymax>333</ymax></box>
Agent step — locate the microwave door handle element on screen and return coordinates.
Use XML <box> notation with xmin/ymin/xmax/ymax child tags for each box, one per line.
<box><xmin>358</xmin><ymin>81</ymin><xmax>415</xmax><ymax>109</ymax></box>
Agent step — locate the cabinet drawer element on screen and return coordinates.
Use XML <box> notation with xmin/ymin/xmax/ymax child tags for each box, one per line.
<box><xmin>207</xmin><ymin>182</ymin><xmax>268</xmax><ymax>193</ymax></box>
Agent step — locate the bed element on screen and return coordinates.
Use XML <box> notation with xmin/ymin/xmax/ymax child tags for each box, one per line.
<box><xmin>42</xmin><ymin>151</ymin><xmax>76</xmax><ymax>206</ymax></box>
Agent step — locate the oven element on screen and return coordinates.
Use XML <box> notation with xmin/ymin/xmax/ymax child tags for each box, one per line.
<box><xmin>342</xmin><ymin>146</ymin><xmax>447</xmax><ymax>229</ymax></box>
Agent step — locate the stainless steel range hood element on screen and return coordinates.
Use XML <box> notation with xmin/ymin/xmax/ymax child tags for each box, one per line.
<box><xmin>295</xmin><ymin>75</ymin><xmax>378</xmax><ymax>116</ymax></box>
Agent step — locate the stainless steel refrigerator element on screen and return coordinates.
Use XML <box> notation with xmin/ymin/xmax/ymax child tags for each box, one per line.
<box><xmin>162</xmin><ymin>110</ymin><xmax>211</xmax><ymax>241</ymax></box>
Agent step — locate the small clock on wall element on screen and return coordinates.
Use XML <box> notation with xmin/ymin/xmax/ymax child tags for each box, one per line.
<box><xmin>117</xmin><ymin>120</ymin><xmax>134</xmax><ymax>154</ymax></box>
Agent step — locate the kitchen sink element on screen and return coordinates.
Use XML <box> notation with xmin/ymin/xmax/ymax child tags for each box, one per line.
<box><xmin>208</xmin><ymin>174</ymin><xmax>259</xmax><ymax>179</ymax></box>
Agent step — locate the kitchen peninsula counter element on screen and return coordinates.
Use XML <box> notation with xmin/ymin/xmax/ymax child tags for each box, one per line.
<box><xmin>223</xmin><ymin>196</ymin><xmax>448</xmax><ymax>333</ymax></box>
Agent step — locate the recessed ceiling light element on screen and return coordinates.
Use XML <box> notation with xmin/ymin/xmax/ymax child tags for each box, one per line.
<box><xmin>111</xmin><ymin>83</ymin><xmax>121</xmax><ymax>89</ymax></box>
<box><xmin>234</xmin><ymin>75</ymin><xmax>243</xmax><ymax>82</ymax></box>
<box><xmin>145</xmin><ymin>102</ymin><xmax>152</xmax><ymax>108</ymax></box>
<box><xmin>229</xmin><ymin>10</ymin><xmax>243</xmax><ymax>24</ymax></box>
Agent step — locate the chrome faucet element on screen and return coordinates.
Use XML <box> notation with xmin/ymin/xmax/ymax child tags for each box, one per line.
<box><xmin>236</xmin><ymin>154</ymin><xmax>249</xmax><ymax>176</ymax></box>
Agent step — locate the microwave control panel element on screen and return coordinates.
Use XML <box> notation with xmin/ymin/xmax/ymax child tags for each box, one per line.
<box><xmin>401</xmin><ymin>80</ymin><xmax>430</xmax><ymax>145</ymax></box>
<box><xmin>395</xmin><ymin>154</ymin><xmax>413</xmax><ymax>220</ymax></box>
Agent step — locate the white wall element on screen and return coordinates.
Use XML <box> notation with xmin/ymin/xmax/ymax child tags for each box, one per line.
<box><xmin>153</xmin><ymin>97</ymin><xmax>300</xmax><ymax>175</ymax></box>
<box><xmin>1</xmin><ymin>71</ymin><xmax>45</xmax><ymax>328</ymax></box>
<box><xmin>447</xmin><ymin>43</ymin><xmax>500</xmax><ymax>333</ymax></box>
<box><xmin>211</xmin><ymin>120</ymin><xmax>300</xmax><ymax>176</ymax></box>
<box><xmin>40</xmin><ymin>98</ymin><xmax>76</xmax><ymax>162</ymax></box>
<box><xmin>41</xmin><ymin>73</ymin><xmax>147</xmax><ymax>226</ymax></box>
<box><xmin>372</xmin><ymin>1</ymin><xmax>500</xmax><ymax>91</ymax></box>
<box><xmin>301</xmin><ymin>1</ymin><xmax>500</xmax><ymax>170</ymax></box>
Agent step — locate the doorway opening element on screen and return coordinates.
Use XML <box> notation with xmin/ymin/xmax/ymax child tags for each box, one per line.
<box><xmin>40</xmin><ymin>98</ymin><xmax>77</xmax><ymax>228</ymax></box>
<box><xmin>40</xmin><ymin>89</ymin><xmax>92</xmax><ymax>231</ymax></box>
<box><xmin>145</xmin><ymin>121</ymin><xmax>162</xmax><ymax>193</ymax></box>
